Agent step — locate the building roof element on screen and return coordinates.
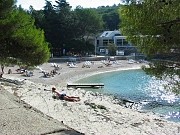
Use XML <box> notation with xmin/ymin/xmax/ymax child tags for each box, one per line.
<box><xmin>99</xmin><ymin>30</ymin><xmax>121</xmax><ymax>38</ymax></box>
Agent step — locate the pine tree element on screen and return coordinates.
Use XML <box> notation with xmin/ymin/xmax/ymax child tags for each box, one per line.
<box><xmin>120</xmin><ymin>0</ymin><xmax>180</xmax><ymax>93</ymax></box>
<box><xmin>0</xmin><ymin>0</ymin><xmax>50</xmax><ymax>66</ymax></box>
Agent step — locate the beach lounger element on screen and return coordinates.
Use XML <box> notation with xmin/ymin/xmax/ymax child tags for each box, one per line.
<box><xmin>69</xmin><ymin>63</ymin><xmax>78</xmax><ymax>68</ymax></box>
<box><xmin>51</xmin><ymin>63</ymin><xmax>55</xmax><ymax>67</ymax></box>
<box><xmin>24</xmin><ymin>70</ymin><xmax>33</xmax><ymax>77</ymax></box>
<box><xmin>128</xmin><ymin>59</ymin><xmax>135</xmax><ymax>64</ymax></box>
<box><xmin>82</xmin><ymin>61</ymin><xmax>91</xmax><ymax>68</ymax></box>
<box><xmin>43</xmin><ymin>72</ymin><xmax>52</xmax><ymax>78</ymax></box>
<box><xmin>16</xmin><ymin>68</ymin><xmax>26</xmax><ymax>74</ymax></box>
<box><xmin>37</xmin><ymin>67</ymin><xmax>46</xmax><ymax>73</ymax></box>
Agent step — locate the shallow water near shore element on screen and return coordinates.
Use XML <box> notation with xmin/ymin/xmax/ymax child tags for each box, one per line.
<box><xmin>76</xmin><ymin>69</ymin><xmax>180</xmax><ymax>122</ymax></box>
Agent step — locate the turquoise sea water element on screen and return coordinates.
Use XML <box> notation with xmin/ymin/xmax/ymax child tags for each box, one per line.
<box><xmin>76</xmin><ymin>69</ymin><xmax>180</xmax><ymax>122</ymax></box>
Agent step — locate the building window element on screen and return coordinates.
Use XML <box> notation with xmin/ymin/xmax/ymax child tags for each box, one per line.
<box><xmin>114</xmin><ymin>34</ymin><xmax>121</xmax><ymax>36</ymax></box>
<box><xmin>103</xmin><ymin>40</ymin><xmax>108</xmax><ymax>46</ymax></box>
<box><xmin>97</xmin><ymin>40</ymin><xmax>99</xmax><ymax>45</ymax></box>
<box><xmin>122</xmin><ymin>39</ymin><xmax>128</xmax><ymax>46</ymax></box>
<box><xmin>109</xmin><ymin>39</ymin><xmax>114</xmax><ymax>44</ymax></box>
<box><xmin>100</xmin><ymin>49</ymin><xmax>105</xmax><ymax>53</ymax></box>
<box><xmin>117</xmin><ymin>39</ymin><xmax>123</xmax><ymax>46</ymax></box>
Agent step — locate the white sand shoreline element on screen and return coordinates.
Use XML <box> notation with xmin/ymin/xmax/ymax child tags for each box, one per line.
<box><xmin>1</xmin><ymin>60</ymin><xmax>180</xmax><ymax>135</ymax></box>
<box><xmin>68</xmin><ymin>66</ymin><xmax>143</xmax><ymax>84</ymax></box>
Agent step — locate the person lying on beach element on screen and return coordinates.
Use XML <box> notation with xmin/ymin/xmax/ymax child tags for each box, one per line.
<box><xmin>52</xmin><ymin>87</ymin><xmax>80</xmax><ymax>102</ymax></box>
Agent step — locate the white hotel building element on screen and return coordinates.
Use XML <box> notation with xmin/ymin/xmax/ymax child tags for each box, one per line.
<box><xmin>95</xmin><ymin>30</ymin><xmax>137</xmax><ymax>56</ymax></box>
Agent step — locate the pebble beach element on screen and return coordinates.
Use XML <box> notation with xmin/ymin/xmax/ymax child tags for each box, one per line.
<box><xmin>1</xmin><ymin>60</ymin><xmax>180</xmax><ymax>135</ymax></box>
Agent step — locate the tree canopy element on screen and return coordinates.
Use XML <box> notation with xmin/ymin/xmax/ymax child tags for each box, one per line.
<box><xmin>28</xmin><ymin>2</ymin><xmax>122</xmax><ymax>56</ymax></box>
<box><xmin>0</xmin><ymin>0</ymin><xmax>50</xmax><ymax>66</ymax></box>
<box><xmin>30</xmin><ymin>0</ymin><xmax>103</xmax><ymax>56</ymax></box>
<box><xmin>107</xmin><ymin>43</ymin><xmax>117</xmax><ymax>56</ymax></box>
<box><xmin>74</xmin><ymin>7</ymin><xmax>103</xmax><ymax>39</ymax></box>
<box><xmin>95</xmin><ymin>5</ymin><xmax>121</xmax><ymax>30</ymax></box>
<box><xmin>119</xmin><ymin>0</ymin><xmax>180</xmax><ymax>93</ymax></box>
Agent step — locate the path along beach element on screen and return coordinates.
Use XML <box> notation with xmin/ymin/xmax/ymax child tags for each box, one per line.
<box><xmin>1</xmin><ymin>60</ymin><xmax>180</xmax><ymax>135</ymax></box>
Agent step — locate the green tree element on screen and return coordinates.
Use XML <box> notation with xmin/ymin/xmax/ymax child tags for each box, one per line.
<box><xmin>71</xmin><ymin>7</ymin><xmax>103</xmax><ymax>55</ymax></box>
<box><xmin>0</xmin><ymin>1</ymin><xmax>50</xmax><ymax>67</ymax></box>
<box><xmin>74</xmin><ymin>7</ymin><xmax>103</xmax><ymax>40</ymax></box>
<box><xmin>28</xmin><ymin>6</ymin><xmax>44</xmax><ymax>29</ymax></box>
<box><xmin>54</xmin><ymin>0</ymin><xmax>75</xmax><ymax>55</ymax></box>
<box><xmin>95</xmin><ymin>5</ymin><xmax>121</xmax><ymax>30</ymax></box>
<box><xmin>30</xmin><ymin>1</ymin><xmax>103</xmax><ymax>56</ymax></box>
<box><xmin>0</xmin><ymin>0</ymin><xmax>14</xmax><ymax>55</ymax></box>
<box><xmin>102</xmin><ymin>11</ymin><xmax>120</xmax><ymax>30</ymax></box>
<box><xmin>107</xmin><ymin>43</ymin><xmax>117</xmax><ymax>56</ymax></box>
<box><xmin>40</xmin><ymin>0</ymin><xmax>73</xmax><ymax>56</ymax></box>
<box><xmin>120</xmin><ymin>0</ymin><xmax>180</xmax><ymax>93</ymax></box>
<box><xmin>0</xmin><ymin>0</ymin><xmax>15</xmax><ymax>71</ymax></box>
<box><xmin>10</xmin><ymin>9</ymin><xmax>50</xmax><ymax>66</ymax></box>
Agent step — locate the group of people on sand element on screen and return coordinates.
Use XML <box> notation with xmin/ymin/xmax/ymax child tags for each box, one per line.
<box><xmin>51</xmin><ymin>87</ymin><xmax>80</xmax><ymax>102</ymax></box>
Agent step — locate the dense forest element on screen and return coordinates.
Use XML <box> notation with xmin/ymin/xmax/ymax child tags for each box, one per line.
<box><xmin>28</xmin><ymin>0</ymin><xmax>121</xmax><ymax>56</ymax></box>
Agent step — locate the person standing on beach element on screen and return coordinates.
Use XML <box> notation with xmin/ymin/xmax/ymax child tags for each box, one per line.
<box><xmin>52</xmin><ymin>87</ymin><xmax>80</xmax><ymax>102</ymax></box>
<box><xmin>1</xmin><ymin>64</ymin><xmax>4</xmax><ymax>73</ymax></box>
<box><xmin>0</xmin><ymin>72</ymin><xmax>3</xmax><ymax>78</ymax></box>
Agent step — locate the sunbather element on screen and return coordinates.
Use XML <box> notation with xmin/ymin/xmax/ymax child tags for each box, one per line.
<box><xmin>52</xmin><ymin>87</ymin><xmax>80</xmax><ymax>102</ymax></box>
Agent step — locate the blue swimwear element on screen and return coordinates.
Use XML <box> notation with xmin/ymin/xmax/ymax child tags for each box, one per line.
<box><xmin>59</xmin><ymin>94</ymin><xmax>66</xmax><ymax>100</ymax></box>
